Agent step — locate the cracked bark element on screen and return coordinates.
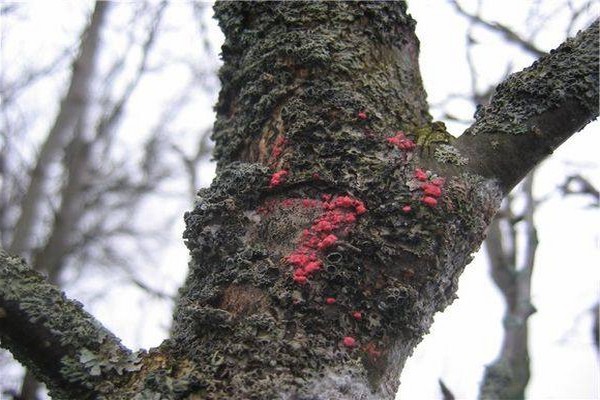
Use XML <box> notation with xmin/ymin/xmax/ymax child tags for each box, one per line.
<box><xmin>0</xmin><ymin>3</ymin><xmax>597</xmax><ymax>399</ymax></box>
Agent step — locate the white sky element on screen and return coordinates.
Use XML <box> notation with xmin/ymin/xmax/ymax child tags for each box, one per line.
<box><xmin>0</xmin><ymin>1</ymin><xmax>598</xmax><ymax>399</ymax></box>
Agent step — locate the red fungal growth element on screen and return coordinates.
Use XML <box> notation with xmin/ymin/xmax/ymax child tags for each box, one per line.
<box><xmin>314</xmin><ymin>220</ymin><xmax>334</xmax><ymax>233</ymax></box>
<box><xmin>421</xmin><ymin>183</ymin><xmax>442</xmax><ymax>198</ymax></box>
<box><xmin>355</xmin><ymin>203</ymin><xmax>367</xmax><ymax>215</ymax></box>
<box><xmin>352</xmin><ymin>311</ymin><xmax>362</xmax><ymax>320</ymax></box>
<box><xmin>402</xmin><ymin>205</ymin><xmax>412</xmax><ymax>213</ymax></box>
<box><xmin>305</xmin><ymin>261</ymin><xmax>322</xmax><ymax>273</ymax></box>
<box><xmin>284</xmin><ymin>194</ymin><xmax>367</xmax><ymax>285</ymax></box>
<box><xmin>312</xmin><ymin>172</ymin><xmax>321</xmax><ymax>181</ymax></box>
<box><xmin>431</xmin><ymin>177</ymin><xmax>445</xmax><ymax>186</ymax></box>
<box><xmin>343</xmin><ymin>336</ymin><xmax>357</xmax><ymax>348</ymax></box>
<box><xmin>318</xmin><ymin>234</ymin><xmax>338</xmax><ymax>250</ymax></box>
<box><xmin>422</xmin><ymin>196</ymin><xmax>438</xmax><ymax>207</ymax></box>
<box><xmin>293</xmin><ymin>275</ymin><xmax>307</xmax><ymax>284</ymax></box>
<box><xmin>270</xmin><ymin>136</ymin><xmax>287</xmax><ymax>161</ymax></box>
<box><xmin>358</xmin><ymin>111</ymin><xmax>367</xmax><ymax>120</ymax></box>
<box><xmin>387</xmin><ymin>131</ymin><xmax>416</xmax><ymax>151</ymax></box>
<box><xmin>345</xmin><ymin>213</ymin><xmax>356</xmax><ymax>223</ymax></box>
<box><xmin>325</xmin><ymin>297</ymin><xmax>336</xmax><ymax>305</ymax></box>
<box><xmin>269</xmin><ymin>170</ymin><xmax>288</xmax><ymax>187</ymax></box>
<box><xmin>415</xmin><ymin>168</ymin><xmax>428</xmax><ymax>181</ymax></box>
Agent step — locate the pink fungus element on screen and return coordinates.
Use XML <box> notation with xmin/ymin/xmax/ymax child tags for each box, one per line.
<box><xmin>422</xmin><ymin>196</ymin><xmax>438</xmax><ymax>207</ymax></box>
<box><xmin>293</xmin><ymin>275</ymin><xmax>308</xmax><ymax>284</ymax></box>
<box><xmin>402</xmin><ymin>205</ymin><xmax>412</xmax><ymax>213</ymax></box>
<box><xmin>343</xmin><ymin>336</ymin><xmax>357</xmax><ymax>348</ymax></box>
<box><xmin>421</xmin><ymin>183</ymin><xmax>442</xmax><ymax>198</ymax></box>
<box><xmin>305</xmin><ymin>261</ymin><xmax>322</xmax><ymax>273</ymax></box>
<box><xmin>387</xmin><ymin>131</ymin><xmax>415</xmax><ymax>150</ymax></box>
<box><xmin>322</xmin><ymin>194</ymin><xmax>332</xmax><ymax>202</ymax></box>
<box><xmin>308</xmin><ymin>236</ymin><xmax>321</xmax><ymax>248</ymax></box>
<box><xmin>314</xmin><ymin>220</ymin><xmax>334</xmax><ymax>232</ymax></box>
<box><xmin>431</xmin><ymin>177</ymin><xmax>445</xmax><ymax>187</ymax></box>
<box><xmin>358</xmin><ymin>111</ymin><xmax>367</xmax><ymax>120</ymax></box>
<box><xmin>312</xmin><ymin>172</ymin><xmax>321</xmax><ymax>180</ymax></box>
<box><xmin>325</xmin><ymin>297</ymin><xmax>336</xmax><ymax>305</ymax></box>
<box><xmin>294</xmin><ymin>269</ymin><xmax>307</xmax><ymax>277</ymax></box>
<box><xmin>271</xmin><ymin>136</ymin><xmax>287</xmax><ymax>160</ymax></box>
<box><xmin>270</xmin><ymin>170</ymin><xmax>289</xmax><ymax>187</ymax></box>
<box><xmin>318</xmin><ymin>234</ymin><xmax>338</xmax><ymax>250</ymax></box>
<box><xmin>334</xmin><ymin>196</ymin><xmax>354</xmax><ymax>208</ymax></box>
<box><xmin>355</xmin><ymin>204</ymin><xmax>367</xmax><ymax>215</ymax></box>
<box><xmin>352</xmin><ymin>311</ymin><xmax>362</xmax><ymax>320</ymax></box>
<box><xmin>415</xmin><ymin>168</ymin><xmax>428</xmax><ymax>181</ymax></box>
<box><xmin>287</xmin><ymin>253</ymin><xmax>310</xmax><ymax>266</ymax></box>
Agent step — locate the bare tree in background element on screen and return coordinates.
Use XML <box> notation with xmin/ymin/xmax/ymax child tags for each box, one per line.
<box><xmin>0</xmin><ymin>2</ymin><xmax>216</xmax><ymax>398</ymax></box>
<box><xmin>435</xmin><ymin>1</ymin><xmax>598</xmax><ymax>398</ymax></box>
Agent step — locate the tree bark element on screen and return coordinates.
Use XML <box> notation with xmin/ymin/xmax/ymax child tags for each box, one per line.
<box><xmin>0</xmin><ymin>3</ymin><xmax>598</xmax><ymax>399</ymax></box>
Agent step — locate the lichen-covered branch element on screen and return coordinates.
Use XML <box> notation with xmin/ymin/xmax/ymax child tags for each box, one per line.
<box><xmin>0</xmin><ymin>250</ymin><xmax>140</xmax><ymax>399</ymax></box>
<box><xmin>456</xmin><ymin>21</ymin><xmax>599</xmax><ymax>193</ymax></box>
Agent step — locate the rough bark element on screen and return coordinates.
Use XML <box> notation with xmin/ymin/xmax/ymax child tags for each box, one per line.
<box><xmin>0</xmin><ymin>250</ymin><xmax>138</xmax><ymax>399</ymax></box>
<box><xmin>0</xmin><ymin>2</ymin><xmax>598</xmax><ymax>399</ymax></box>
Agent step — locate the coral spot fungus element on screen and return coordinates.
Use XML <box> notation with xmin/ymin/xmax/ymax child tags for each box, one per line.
<box><xmin>325</xmin><ymin>297</ymin><xmax>336</xmax><ymax>305</ymax></box>
<box><xmin>402</xmin><ymin>205</ymin><xmax>412</xmax><ymax>213</ymax></box>
<box><xmin>343</xmin><ymin>336</ymin><xmax>357</xmax><ymax>348</ymax></box>
<box><xmin>422</xmin><ymin>196</ymin><xmax>438</xmax><ymax>207</ymax></box>
<box><xmin>414</xmin><ymin>168</ymin><xmax>428</xmax><ymax>181</ymax></box>
<box><xmin>421</xmin><ymin>183</ymin><xmax>442</xmax><ymax>197</ymax></box>
<box><xmin>387</xmin><ymin>131</ymin><xmax>416</xmax><ymax>151</ymax></box>
<box><xmin>270</xmin><ymin>136</ymin><xmax>287</xmax><ymax>162</ymax></box>
<box><xmin>357</xmin><ymin>111</ymin><xmax>368</xmax><ymax>120</ymax></box>
<box><xmin>269</xmin><ymin>170</ymin><xmax>288</xmax><ymax>188</ymax></box>
<box><xmin>414</xmin><ymin>171</ymin><xmax>444</xmax><ymax>207</ymax></box>
<box><xmin>431</xmin><ymin>177</ymin><xmax>445</xmax><ymax>187</ymax></box>
<box><xmin>352</xmin><ymin>311</ymin><xmax>362</xmax><ymax>320</ymax></box>
<box><xmin>285</xmin><ymin>194</ymin><xmax>367</xmax><ymax>285</ymax></box>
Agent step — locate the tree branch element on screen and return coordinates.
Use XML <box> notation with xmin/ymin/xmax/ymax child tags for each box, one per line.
<box><xmin>456</xmin><ymin>21</ymin><xmax>599</xmax><ymax>193</ymax></box>
<box><xmin>448</xmin><ymin>0</ymin><xmax>547</xmax><ymax>58</ymax></box>
<box><xmin>0</xmin><ymin>250</ymin><xmax>140</xmax><ymax>399</ymax></box>
<box><xmin>8</xmin><ymin>1</ymin><xmax>110</xmax><ymax>257</ymax></box>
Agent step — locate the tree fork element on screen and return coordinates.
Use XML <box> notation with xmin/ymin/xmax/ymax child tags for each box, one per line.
<box><xmin>0</xmin><ymin>3</ymin><xmax>597</xmax><ymax>399</ymax></box>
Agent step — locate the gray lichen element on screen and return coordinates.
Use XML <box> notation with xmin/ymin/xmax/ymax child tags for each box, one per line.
<box><xmin>467</xmin><ymin>22</ymin><xmax>599</xmax><ymax>137</ymax></box>
<box><xmin>434</xmin><ymin>144</ymin><xmax>468</xmax><ymax>166</ymax></box>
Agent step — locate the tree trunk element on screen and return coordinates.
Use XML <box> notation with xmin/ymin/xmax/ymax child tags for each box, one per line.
<box><xmin>0</xmin><ymin>2</ymin><xmax>597</xmax><ymax>399</ymax></box>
